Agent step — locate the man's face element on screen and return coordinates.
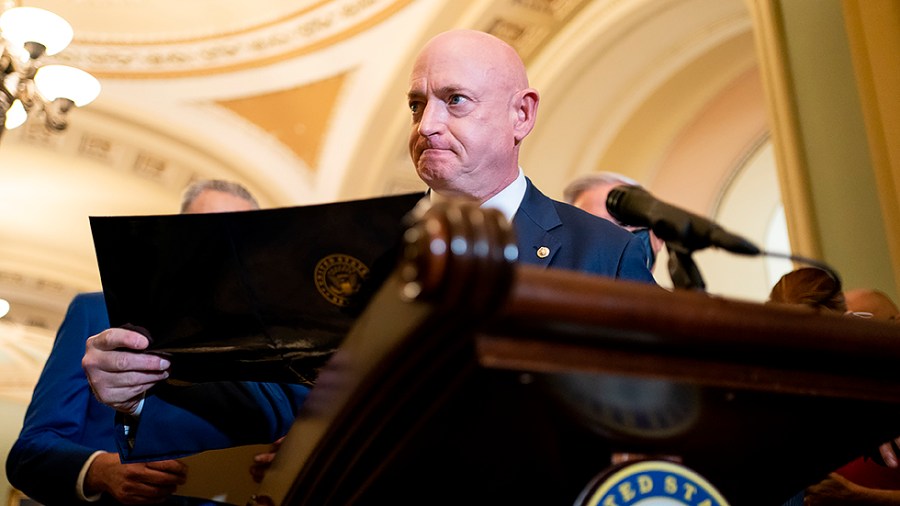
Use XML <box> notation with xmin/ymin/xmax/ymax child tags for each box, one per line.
<box><xmin>407</xmin><ymin>40</ymin><xmax>519</xmax><ymax>200</ymax></box>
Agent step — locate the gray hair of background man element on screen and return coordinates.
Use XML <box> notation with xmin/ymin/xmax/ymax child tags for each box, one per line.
<box><xmin>179</xmin><ymin>179</ymin><xmax>260</xmax><ymax>212</ymax></box>
<box><xmin>562</xmin><ymin>171</ymin><xmax>641</xmax><ymax>206</ymax></box>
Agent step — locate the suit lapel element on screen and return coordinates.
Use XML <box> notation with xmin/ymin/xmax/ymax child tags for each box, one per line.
<box><xmin>512</xmin><ymin>178</ymin><xmax>562</xmax><ymax>268</ymax></box>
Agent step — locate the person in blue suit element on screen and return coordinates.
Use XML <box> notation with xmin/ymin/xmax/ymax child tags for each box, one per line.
<box><xmin>80</xmin><ymin>29</ymin><xmax>656</xmax><ymax>466</ymax></box>
<box><xmin>6</xmin><ymin>180</ymin><xmax>307</xmax><ymax>505</ymax></box>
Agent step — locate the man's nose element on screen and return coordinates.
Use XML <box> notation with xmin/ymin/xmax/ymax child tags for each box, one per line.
<box><xmin>417</xmin><ymin>101</ymin><xmax>446</xmax><ymax>136</ymax></box>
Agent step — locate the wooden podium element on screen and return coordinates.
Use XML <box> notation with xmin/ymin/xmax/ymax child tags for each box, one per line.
<box><xmin>253</xmin><ymin>202</ymin><xmax>900</xmax><ymax>506</ymax></box>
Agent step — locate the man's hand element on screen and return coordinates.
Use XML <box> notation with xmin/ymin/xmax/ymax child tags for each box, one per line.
<box><xmin>879</xmin><ymin>436</ymin><xmax>900</xmax><ymax>468</ymax></box>
<box><xmin>250</xmin><ymin>437</ymin><xmax>285</xmax><ymax>483</ymax></box>
<box><xmin>82</xmin><ymin>328</ymin><xmax>170</xmax><ymax>415</ymax></box>
<box><xmin>806</xmin><ymin>472</ymin><xmax>900</xmax><ymax>506</ymax></box>
<box><xmin>85</xmin><ymin>451</ymin><xmax>187</xmax><ymax>504</ymax></box>
<box><xmin>805</xmin><ymin>473</ymin><xmax>863</xmax><ymax>505</ymax></box>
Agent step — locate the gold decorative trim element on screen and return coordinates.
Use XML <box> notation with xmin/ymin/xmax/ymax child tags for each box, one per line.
<box><xmin>314</xmin><ymin>254</ymin><xmax>369</xmax><ymax>307</ymax></box>
<box><xmin>75</xmin><ymin>0</ymin><xmax>334</xmax><ymax>46</ymax></box>
<box><xmin>217</xmin><ymin>72</ymin><xmax>348</xmax><ymax>173</ymax></box>
<box><xmin>50</xmin><ymin>0</ymin><xmax>413</xmax><ymax>78</ymax></box>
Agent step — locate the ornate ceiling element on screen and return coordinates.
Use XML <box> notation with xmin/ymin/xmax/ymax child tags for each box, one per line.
<box><xmin>0</xmin><ymin>0</ymin><xmax>768</xmax><ymax>403</ymax></box>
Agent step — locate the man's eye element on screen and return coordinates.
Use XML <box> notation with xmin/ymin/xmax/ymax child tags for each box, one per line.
<box><xmin>409</xmin><ymin>102</ymin><xmax>419</xmax><ymax>113</ymax></box>
<box><xmin>448</xmin><ymin>95</ymin><xmax>466</xmax><ymax>105</ymax></box>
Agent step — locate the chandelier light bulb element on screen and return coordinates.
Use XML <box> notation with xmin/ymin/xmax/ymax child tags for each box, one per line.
<box><xmin>34</xmin><ymin>65</ymin><xmax>101</xmax><ymax>107</ymax></box>
<box><xmin>4</xmin><ymin>99</ymin><xmax>26</xmax><ymax>129</ymax></box>
<box><xmin>0</xmin><ymin>7</ymin><xmax>74</xmax><ymax>56</ymax></box>
<box><xmin>0</xmin><ymin>298</ymin><xmax>9</xmax><ymax>319</ymax></box>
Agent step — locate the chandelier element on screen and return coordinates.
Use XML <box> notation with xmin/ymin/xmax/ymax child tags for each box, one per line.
<box><xmin>0</xmin><ymin>5</ymin><xmax>100</xmax><ymax>139</ymax></box>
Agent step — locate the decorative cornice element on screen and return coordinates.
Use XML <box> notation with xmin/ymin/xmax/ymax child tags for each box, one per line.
<box><xmin>480</xmin><ymin>0</ymin><xmax>592</xmax><ymax>63</ymax></box>
<box><xmin>0</xmin><ymin>270</ymin><xmax>79</xmax><ymax>331</ymax></box>
<box><xmin>50</xmin><ymin>0</ymin><xmax>412</xmax><ymax>78</ymax></box>
<box><xmin>3</xmin><ymin>118</ymin><xmax>200</xmax><ymax>191</ymax></box>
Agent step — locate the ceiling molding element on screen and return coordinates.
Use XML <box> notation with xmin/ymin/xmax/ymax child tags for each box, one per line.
<box><xmin>49</xmin><ymin>0</ymin><xmax>414</xmax><ymax>77</ymax></box>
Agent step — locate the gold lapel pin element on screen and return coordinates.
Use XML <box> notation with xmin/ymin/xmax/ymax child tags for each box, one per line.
<box><xmin>536</xmin><ymin>246</ymin><xmax>550</xmax><ymax>259</ymax></box>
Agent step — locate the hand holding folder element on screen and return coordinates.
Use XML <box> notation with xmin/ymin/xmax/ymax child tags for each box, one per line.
<box><xmin>90</xmin><ymin>193</ymin><xmax>423</xmax><ymax>385</ymax></box>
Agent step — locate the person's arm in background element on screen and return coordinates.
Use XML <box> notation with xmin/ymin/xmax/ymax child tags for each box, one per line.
<box><xmin>6</xmin><ymin>293</ymin><xmax>187</xmax><ymax>504</ymax></box>
<box><xmin>806</xmin><ymin>473</ymin><xmax>900</xmax><ymax>506</ymax></box>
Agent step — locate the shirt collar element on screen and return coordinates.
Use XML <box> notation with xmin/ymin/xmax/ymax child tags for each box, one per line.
<box><xmin>481</xmin><ymin>168</ymin><xmax>526</xmax><ymax>222</ymax></box>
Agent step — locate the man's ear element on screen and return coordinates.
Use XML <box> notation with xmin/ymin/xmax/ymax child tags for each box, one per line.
<box><xmin>512</xmin><ymin>88</ymin><xmax>540</xmax><ymax>144</ymax></box>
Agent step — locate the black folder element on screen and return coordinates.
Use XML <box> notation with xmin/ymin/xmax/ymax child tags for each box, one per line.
<box><xmin>90</xmin><ymin>192</ymin><xmax>423</xmax><ymax>386</ymax></box>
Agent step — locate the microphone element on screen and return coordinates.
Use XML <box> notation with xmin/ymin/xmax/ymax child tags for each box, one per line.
<box><xmin>606</xmin><ymin>185</ymin><xmax>760</xmax><ymax>255</ymax></box>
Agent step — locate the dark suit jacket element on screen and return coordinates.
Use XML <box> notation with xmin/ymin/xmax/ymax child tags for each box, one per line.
<box><xmin>513</xmin><ymin>177</ymin><xmax>655</xmax><ymax>282</ymax></box>
<box><xmin>6</xmin><ymin>292</ymin><xmax>117</xmax><ymax>505</ymax></box>
<box><xmin>116</xmin><ymin>178</ymin><xmax>655</xmax><ymax>462</ymax></box>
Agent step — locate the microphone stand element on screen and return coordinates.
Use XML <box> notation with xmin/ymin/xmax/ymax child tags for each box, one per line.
<box><xmin>666</xmin><ymin>243</ymin><xmax>706</xmax><ymax>291</ymax></box>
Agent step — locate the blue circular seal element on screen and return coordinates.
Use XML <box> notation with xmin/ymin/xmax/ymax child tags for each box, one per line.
<box><xmin>578</xmin><ymin>460</ymin><xmax>730</xmax><ymax>506</ymax></box>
